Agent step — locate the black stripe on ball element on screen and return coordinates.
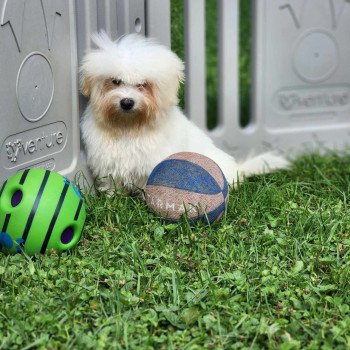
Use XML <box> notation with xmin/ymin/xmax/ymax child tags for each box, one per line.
<box><xmin>2</xmin><ymin>213</ymin><xmax>11</xmax><ymax>232</ymax></box>
<box><xmin>220</xmin><ymin>169</ymin><xmax>229</xmax><ymax>200</ymax></box>
<box><xmin>74</xmin><ymin>199</ymin><xmax>83</xmax><ymax>221</ymax></box>
<box><xmin>206</xmin><ymin>201</ymin><xmax>226</xmax><ymax>223</ymax></box>
<box><xmin>22</xmin><ymin>170</ymin><xmax>50</xmax><ymax>243</ymax></box>
<box><xmin>40</xmin><ymin>181</ymin><xmax>70</xmax><ymax>254</ymax></box>
<box><xmin>0</xmin><ymin>180</ymin><xmax>7</xmax><ymax>197</ymax></box>
<box><xmin>19</xmin><ymin>169</ymin><xmax>30</xmax><ymax>185</ymax></box>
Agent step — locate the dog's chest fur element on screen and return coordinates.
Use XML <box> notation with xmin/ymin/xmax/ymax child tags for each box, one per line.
<box><xmin>81</xmin><ymin>109</ymin><xmax>183</xmax><ymax>190</ymax></box>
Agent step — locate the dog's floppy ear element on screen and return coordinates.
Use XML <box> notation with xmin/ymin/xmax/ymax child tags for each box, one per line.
<box><xmin>80</xmin><ymin>70</ymin><xmax>93</xmax><ymax>97</ymax></box>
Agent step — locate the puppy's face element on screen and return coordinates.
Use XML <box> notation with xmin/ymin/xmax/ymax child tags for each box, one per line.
<box><xmin>81</xmin><ymin>33</ymin><xmax>185</xmax><ymax>133</ymax></box>
<box><xmin>87</xmin><ymin>76</ymin><xmax>158</xmax><ymax>131</ymax></box>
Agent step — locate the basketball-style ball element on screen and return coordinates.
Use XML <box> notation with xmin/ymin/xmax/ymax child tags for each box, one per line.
<box><xmin>145</xmin><ymin>152</ymin><xmax>229</xmax><ymax>223</ymax></box>
<box><xmin>0</xmin><ymin>169</ymin><xmax>86</xmax><ymax>255</ymax></box>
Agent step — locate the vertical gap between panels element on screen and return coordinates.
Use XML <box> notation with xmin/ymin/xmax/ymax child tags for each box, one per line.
<box><xmin>96</xmin><ymin>2</ymin><xmax>104</xmax><ymax>33</ymax></box>
<box><xmin>206</xmin><ymin>0</ymin><xmax>219</xmax><ymax>130</ymax></box>
<box><xmin>170</xmin><ymin>0</ymin><xmax>185</xmax><ymax>111</ymax></box>
<box><xmin>239</xmin><ymin>0</ymin><xmax>252</xmax><ymax>128</ymax></box>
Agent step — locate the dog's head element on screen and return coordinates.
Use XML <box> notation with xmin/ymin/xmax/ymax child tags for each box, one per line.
<box><xmin>80</xmin><ymin>32</ymin><xmax>184</xmax><ymax>131</ymax></box>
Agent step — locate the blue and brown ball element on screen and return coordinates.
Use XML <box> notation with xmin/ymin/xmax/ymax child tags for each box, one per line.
<box><xmin>0</xmin><ymin>169</ymin><xmax>86</xmax><ymax>255</ymax></box>
<box><xmin>145</xmin><ymin>152</ymin><xmax>229</xmax><ymax>223</ymax></box>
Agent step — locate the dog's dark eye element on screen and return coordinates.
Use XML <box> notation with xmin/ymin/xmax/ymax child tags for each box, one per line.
<box><xmin>112</xmin><ymin>78</ymin><xmax>122</xmax><ymax>86</ymax></box>
<box><xmin>137</xmin><ymin>82</ymin><xmax>148</xmax><ymax>89</ymax></box>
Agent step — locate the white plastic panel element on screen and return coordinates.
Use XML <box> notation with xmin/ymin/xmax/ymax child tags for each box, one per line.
<box><xmin>0</xmin><ymin>0</ymin><xmax>166</xmax><ymax>183</ymax></box>
<box><xmin>252</xmin><ymin>0</ymin><xmax>350</xmax><ymax>156</ymax></box>
<box><xmin>184</xmin><ymin>0</ymin><xmax>207</xmax><ymax>130</ymax></box>
<box><xmin>212</xmin><ymin>0</ymin><xmax>241</xmax><ymax>151</ymax></box>
<box><xmin>75</xmin><ymin>0</ymin><xmax>98</xmax><ymax>65</ymax></box>
<box><xmin>179</xmin><ymin>0</ymin><xmax>350</xmax><ymax>158</ymax></box>
<box><xmin>0</xmin><ymin>0</ymin><xmax>83</xmax><ymax>182</ymax></box>
<box><xmin>3</xmin><ymin>0</ymin><xmax>348</xmax><ymax>185</ymax></box>
<box><xmin>116</xmin><ymin>0</ymin><xmax>145</xmax><ymax>37</ymax></box>
<box><xmin>146</xmin><ymin>0</ymin><xmax>171</xmax><ymax>46</ymax></box>
<box><xmin>75</xmin><ymin>0</ymin><xmax>145</xmax><ymax>67</ymax></box>
<box><xmin>97</xmin><ymin>0</ymin><xmax>118</xmax><ymax>39</ymax></box>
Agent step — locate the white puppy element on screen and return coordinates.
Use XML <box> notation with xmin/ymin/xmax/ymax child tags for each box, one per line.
<box><xmin>80</xmin><ymin>33</ymin><xmax>287</xmax><ymax>192</ymax></box>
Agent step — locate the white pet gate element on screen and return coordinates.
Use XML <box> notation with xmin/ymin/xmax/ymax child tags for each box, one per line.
<box><xmin>0</xmin><ymin>0</ymin><xmax>350</xmax><ymax>183</ymax></box>
<box><xmin>169</xmin><ymin>0</ymin><xmax>350</xmax><ymax>158</ymax></box>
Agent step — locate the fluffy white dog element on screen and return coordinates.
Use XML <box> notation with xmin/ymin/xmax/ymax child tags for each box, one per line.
<box><xmin>80</xmin><ymin>33</ymin><xmax>287</xmax><ymax>192</ymax></box>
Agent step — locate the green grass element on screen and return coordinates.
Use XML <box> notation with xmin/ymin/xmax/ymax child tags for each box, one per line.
<box><xmin>2</xmin><ymin>153</ymin><xmax>350</xmax><ymax>349</ymax></box>
<box><xmin>2</xmin><ymin>1</ymin><xmax>350</xmax><ymax>349</ymax></box>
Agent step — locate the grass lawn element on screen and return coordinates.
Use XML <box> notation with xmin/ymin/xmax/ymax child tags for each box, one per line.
<box><xmin>2</xmin><ymin>154</ymin><xmax>350</xmax><ymax>349</ymax></box>
<box><xmin>2</xmin><ymin>1</ymin><xmax>350</xmax><ymax>350</ymax></box>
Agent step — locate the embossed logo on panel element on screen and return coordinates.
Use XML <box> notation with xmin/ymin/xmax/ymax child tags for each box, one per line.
<box><xmin>275</xmin><ymin>85</ymin><xmax>350</xmax><ymax>113</ymax></box>
<box><xmin>1</xmin><ymin>122</ymin><xmax>67</xmax><ymax>169</ymax></box>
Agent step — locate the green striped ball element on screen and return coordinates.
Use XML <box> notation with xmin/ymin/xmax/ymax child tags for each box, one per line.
<box><xmin>0</xmin><ymin>169</ymin><xmax>86</xmax><ymax>255</ymax></box>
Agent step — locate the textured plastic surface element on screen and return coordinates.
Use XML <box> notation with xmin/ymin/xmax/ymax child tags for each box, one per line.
<box><xmin>0</xmin><ymin>0</ymin><xmax>89</xmax><ymax>183</ymax></box>
<box><xmin>251</xmin><ymin>0</ymin><xmax>350</xmax><ymax>155</ymax></box>
<box><xmin>146</xmin><ymin>0</ymin><xmax>171</xmax><ymax>46</ymax></box>
<box><xmin>3</xmin><ymin>0</ymin><xmax>348</xmax><ymax>181</ymax></box>
<box><xmin>151</xmin><ymin>0</ymin><xmax>350</xmax><ymax>159</ymax></box>
<box><xmin>0</xmin><ymin>169</ymin><xmax>86</xmax><ymax>255</ymax></box>
<box><xmin>0</xmin><ymin>0</ymin><xmax>165</xmax><ymax>185</ymax></box>
<box><xmin>75</xmin><ymin>0</ymin><xmax>146</xmax><ymax>65</ymax></box>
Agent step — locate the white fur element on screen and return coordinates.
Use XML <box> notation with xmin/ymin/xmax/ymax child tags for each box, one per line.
<box><xmin>81</xmin><ymin>33</ymin><xmax>288</xmax><ymax>192</ymax></box>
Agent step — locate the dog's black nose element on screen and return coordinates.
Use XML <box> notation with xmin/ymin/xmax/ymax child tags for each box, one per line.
<box><xmin>120</xmin><ymin>98</ymin><xmax>135</xmax><ymax>111</ymax></box>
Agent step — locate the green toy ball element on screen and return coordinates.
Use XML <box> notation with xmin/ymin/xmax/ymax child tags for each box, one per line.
<box><xmin>0</xmin><ymin>169</ymin><xmax>86</xmax><ymax>255</ymax></box>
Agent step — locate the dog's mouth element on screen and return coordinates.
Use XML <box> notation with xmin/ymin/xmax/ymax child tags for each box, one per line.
<box><xmin>119</xmin><ymin>109</ymin><xmax>136</xmax><ymax>115</ymax></box>
<box><xmin>105</xmin><ymin>102</ymin><xmax>149</xmax><ymax>124</ymax></box>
